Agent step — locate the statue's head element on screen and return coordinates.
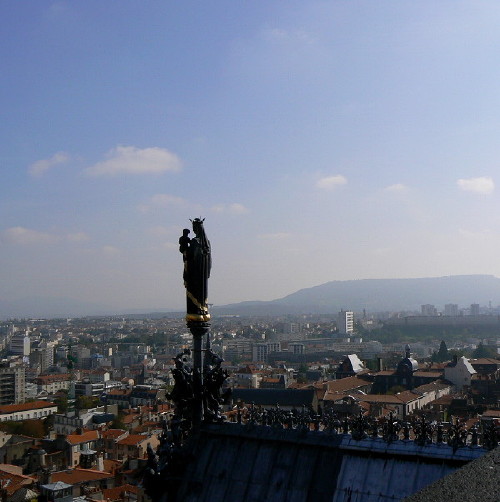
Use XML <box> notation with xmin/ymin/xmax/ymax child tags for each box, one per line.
<box><xmin>191</xmin><ymin>217</ymin><xmax>205</xmax><ymax>235</ymax></box>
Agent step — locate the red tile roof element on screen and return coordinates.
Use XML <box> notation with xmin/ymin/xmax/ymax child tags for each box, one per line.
<box><xmin>0</xmin><ymin>401</ymin><xmax>56</xmax><ymax>414</ymax></box>
<box><xmin>107</xmin><ymin>389</ymin><xmax>131</xmax><ymax>396</ymax></box>
<box><xmin>350</xmin><ymin>394</ymin><xmax>403</xmax><ymax>404</ymax></box>
<box><xmin>470</xmin><ymin>358</ymin><xmax>500</xmax><ymax>365</ymax></box>
<box><xmin>116</xmin><ymin>434</ymin><xmax>152</xmax><ymax>446</ymax></box>
<box><xmin>482</xmin><ymin>409</ymin><xmax>500</xmax><ymax>418</ymax></box>
<box><xmin>0</xmin><ymin>469</ymin><xmax>35</xmax><ymax>495</ymax></box>
<box><xmin>102</xmin><ymin>429</ymin><xmax>128</xmax><ymax>440</ymax></box>
<box><xmin>103</xmin><ymin>459</ymin><xmax>123</xmax><ymax>474</ymax></box>
<box><xmin>102</xmin><ymin>484</ymin><xmax>139</xmax><ymax>501</ymax></box>
<box><xmin>36</xmin><ymin>374</ymin><xmax>71</xmax><ymax>383</ymax></box>
<box><xmin>413</xmin><ymin>371</ymin><xmax>443</xmax><ymax>378</ymax></box>
<box><xmin>326</xmin><ymin>376</ymin><xmax>371</xmax><ymax>393</ymax></box>
<box><xmin>51</xmin><ymin>468</ymin><xmax>113</xmax><ymax>484</ymax></box>
<box><xmin>66</xmin><ymin>430</ymin><xmax>99</xmax><ymax>445</ymax></box>
<box><xmin>395</xmin><ymin>391</ymin><xmax>420</xmax><ymax>403</ymax></box>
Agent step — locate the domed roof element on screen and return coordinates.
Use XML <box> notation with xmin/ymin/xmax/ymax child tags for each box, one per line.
<box><xmin>397</xmin><ymin>357</ymin><xmax>419</xmax><ymax>373</ymax></box>
<box><xmin>397</xmin><ymin>345</ymin><xmax>418</xmax><ymax>373</ymax></box>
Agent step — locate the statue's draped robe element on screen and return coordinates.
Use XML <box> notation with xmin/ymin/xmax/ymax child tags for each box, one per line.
<box><xmin>185</xmin><ymin>223</ymin><xmax>211</xmax><ymax>321</ymax></box>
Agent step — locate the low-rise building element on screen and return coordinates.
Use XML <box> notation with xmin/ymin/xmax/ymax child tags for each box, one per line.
<box><xmin>0</xmin><ymin>401</ymin><xmax>57</xmax><ymax>422</ymax></box>
<box><xmin>66</xmin><ymin>429</ymin><xmax>100</xmax><ymax>467</ymax></box>
<box><xmin>233</xmin><ymin>366</ymin><xmax>262</xmax><ymax>389</ymax></box>
<box><xmin>0</xmin><ymin>434</ymin><xmax>37</xmax><ymax>464</ymax></box>
<box><xmin>74</xmin><ymin>380</ymin><xmax>105</xmax><ymax>398</ymax></box>
<box><xmin>100</xmin><ymin>429</ymin><xmax>129</xmax><ymax>459</ymax></box>
<box><xmin>53</xmin><ymin>405</ymin><xmax>118</xmax><ymax>435</ymax></box>
<box><xmin>115</xmin><ymin>433</ymin><xmax>159</xmax><ymax>461</ymax></box>
<box><xmin>50</xmin><ymin>468</ymin><xmax>115</xmax><ymax>497</ymax></box>
<box><xmin>35</xmin><ymin>373</ymin><xmax>72</xmax><ymax>395</ymax></box>
<box><xmin>129</xmin><ymin>386</ymin><xmax>165</xmax><ymax>407</ymax></box>
<box><xmin>0</xmin><ymin>465</ymin><xmax>37</xmax><ymax>502</ymax></box>
<box><xmin>231</xmin><ymin>388</ymin><xmax>318</xmax><ymax>412</ymax></box>
<box><xmin>444</xmin><ymin>356</ymin><xmax>476</xmax><ymax>390</ymax></box>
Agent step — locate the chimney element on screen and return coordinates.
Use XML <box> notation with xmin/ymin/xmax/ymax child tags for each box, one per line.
<box><xmin>97</xmin><ymin>453</ymin><xmax>104</xmax><ymax>471</ymax></box>
<box><xmin>377</xmin><ymin>357</ymin><xmax>383</xmax><ymax>372</ymax></box>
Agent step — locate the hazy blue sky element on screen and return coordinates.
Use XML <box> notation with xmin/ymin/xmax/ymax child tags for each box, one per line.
<box><xmin>2</xmin><ymin>1</ymin><xmax>500</xmax><ymax>313</ymax></box>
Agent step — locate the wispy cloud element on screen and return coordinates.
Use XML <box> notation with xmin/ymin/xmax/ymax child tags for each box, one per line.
<box><xmin>211</xmin><ymin>203</ymin><xmax>249</xmax><ymax>214</ymax></box>
<box><xmin>102</xmin><ymin>245</ymin><xmax>120</xmax><ymax>257</ymax></box>
<box><xmin>4</xmin><ymin>227</ymin><xmax>56</xmax><ymax>244</ymax></box>
<box><xmin>85</xmin><ymin>146</ymin><xmax>182</xmax><ymax>176</ymax></box>
<box><xmin>138</xmin><ymin>194</ymin><xmax>189</xmax><ymax>213</ymax></box>
<box><xmin>316</xmin><ymin>174</ymin><xmax>347</xmax><ymax>190</ymax></box>
<box><xmin>149</xmin><ymin>194</ymin><xmax>186</xmax><ymax>207</ymax></box>
<box><xmin>384</xmin><ymin>183</ymin><xmax>408</xmax><ymax>193</ymax></box>
<box><xmin>262</xmin><ymin>28</ymin><xmax>317</xmax><ymax>46</ymax></box>
<box><xmin>458</xmin><ymin>228</ymin><xmax>493</xmax><ymax>239</ymax></box>
<box><xmin>457</xmin><ymin>176</ymin><xmax>494</xmax><ymax>194</ymax></box>
<box><xmin>4</xmin><ymin>227</ymin><xmax>90</xmax><ymax>245</ymax></box>
<box><xmin>29</xmin><ymin>151</ymin><xmax>70</xmax><ymax>177</ymax></box>
<box><xmin>66</xmin><ymin>232</ymin><xmax>89</xmax><ymax>242</ymax></box>
<box><xmin>147</xmin><ymin>226</ymin><xmax>175</xmax><ymax>238</ymax></box>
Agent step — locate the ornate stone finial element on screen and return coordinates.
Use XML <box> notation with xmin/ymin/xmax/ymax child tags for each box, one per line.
<box><xmin>482</xmin><ymin>420</ymin><xmax>500</xmax><ymax>450</ymax></box>
<box><xmin>350</xmin><ymin>412</ymin><xmax>369</xmax><ymax>440</ymax></box>
<box><xmin>413</xmin><ymin>415</ymin><xmax>434</xmax><ymax>446</ymax></box>
<box><xmin>382</xmin><ymin>413</ymin><xmax>401</xmax><ymax>443</ymax></box>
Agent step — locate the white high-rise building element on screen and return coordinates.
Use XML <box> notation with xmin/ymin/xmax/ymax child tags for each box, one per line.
<box><xmin>337</xmin><ymin>310</ymin><xmax>354</xmax><ymax>335</ymax></box>
<box><xmin>421</xmin><ymin>304</ymin><xmax>437</xmax><ymax>316</ymax></box>
<box><xmin>9</xmin><ymin>331</ymin><xmax>30</xmax><ymax>357</ymax></box>
<box><xmin>470</xmin><ymin>303</ymin><xmax>480</xmax><ymax>316</ymax></box>
<box><xmin>289</xmin><ymin>343</ymin><xmax>305</xmax><ymax>355</ymax></box>
<box><xmin>0</xmin><ymin>357</ymin><xmax>25</xmax><ymax>404</ymax></box>
<box><xmin>252</xmin><ymin>342</ymin><xmax>281</xmax><ymax>363</ymax></box>
<box><xmin>444</xmin><ymin>304</ymin><xmax>459</xmax><ymax>316</ymax></box>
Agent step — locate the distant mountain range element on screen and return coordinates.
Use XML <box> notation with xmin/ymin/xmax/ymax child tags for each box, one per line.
<box><xmin>212</xmin><ymin>275</ymin><xmax>500</xmax><ymax>316</ymax></box>
<box><xmin>0</xmin><ymin>296</ymin><xmax>114</xmax><ymax>319</ymax></box>
<box><xmin>2</xmin><ymin>275</ymin><xmax>500</xmax><ymax>319</ymax></box>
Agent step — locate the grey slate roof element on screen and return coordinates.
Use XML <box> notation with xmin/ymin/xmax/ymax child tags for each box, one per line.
<box><xmin>404</xmin><ymin>446</ymin><xmax>500</xmax><ymax>502</ymax></box>
<box><xmin>231</xmin><ymin>388</ymin><xmax>316</xmax><ymax>408</ymax></box>
<box><xmin>175</xmin><ymin>423</ymin><xmax>487</xmax><ymax>502</ymax></box>
<box><xmin>41</xmin><ymin>481</ymin><xmax>73</xmax><ymax>490</ymax></box>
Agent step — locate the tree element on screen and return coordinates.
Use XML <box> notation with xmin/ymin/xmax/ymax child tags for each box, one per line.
<box><xmin>55</xmin><ymin>394</ymin><xmax>69</xmax><ymax>413</ymax></box>
<box><xmin>111</xmin><ymin>412</ymin><xmax>126</xmax><ymax>430</ymax></box>
<box><xmin>75</xmin><ymin>395</ymin><xmax>100</xmax><ymax>410</ymax></box>
<box><xmin>296</xmin><ymin>363</ymin><xmax>308</xmax><ymax>384</ymax></box>
<box><xmin>472</xmin><ymin>343</ymin><xmax>497</xmax><ymax>359</ymax></box>
<box><xmin>436</xmin><ymin>340</ymin><xmax>449</xmax><ymax>362</ymax></box>
<box><xmin>387</xmin><ymin>385</ymin><xmax>406</xmax><ymax>395</ymax></box>
<box><xmin>23</xmin><ymin>419</ymin><xmax>45</xmax><ymax>438</ymax></box>
<box><xmin>298</xmin><ymin>363</ymin><xmax>309</xmax><ymax>374</ymax></box>
<box><xmin>0</xmin><ymin>419</ymin><xmax>45</xmax><ymax>438</ymax></box>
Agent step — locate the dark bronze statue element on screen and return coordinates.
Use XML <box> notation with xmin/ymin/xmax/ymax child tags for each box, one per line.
<box><xmin>179</xmin><ymin>218</ymin><xmax>211</xmax><ymax>323</ymax></box>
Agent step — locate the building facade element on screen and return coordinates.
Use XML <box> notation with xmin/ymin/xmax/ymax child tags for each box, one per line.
<box><xmin>337</xmin><ymin>310</ymin><xmax>354</xmax><ymax>335</ymax></box>
<box><xmin>0</xmin><ymin>358</ymin><xmax>25</xmax><ymax>405</ymax></box>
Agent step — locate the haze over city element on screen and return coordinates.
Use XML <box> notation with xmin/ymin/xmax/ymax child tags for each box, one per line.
<box><xmin>3</xmin><ymin>1</ymin><xmax>500</xmax><ymax>314</ymax></box>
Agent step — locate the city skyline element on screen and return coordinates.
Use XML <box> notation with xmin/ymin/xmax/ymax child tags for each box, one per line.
<box><xmin>3</xmin><ymin>2</ymin><xmax>500</xmax><ymax>313</ymax></box>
